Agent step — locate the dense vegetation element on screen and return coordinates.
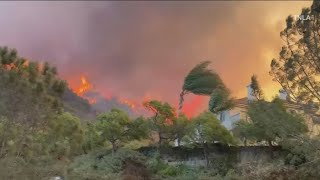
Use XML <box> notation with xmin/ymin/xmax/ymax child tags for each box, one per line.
<box><xmin>0</xmin><ymin>45</ymin><xmax>318</xmax><ymax>180</ymax></box>
<box><xmin>0</xmin><ymin>1</ymin><xmax>319</xmax><ymax>180</ymax></box>
<box><xmin>0</xmin><ymin>46</ymin><xmax>236</xmax><ymax>179</ymax></box>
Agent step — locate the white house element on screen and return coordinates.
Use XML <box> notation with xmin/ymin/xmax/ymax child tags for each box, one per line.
<box><xmin>217</xmin><ymin>85</ymin><xmax>320</xmax><ymax>136</ymax></box>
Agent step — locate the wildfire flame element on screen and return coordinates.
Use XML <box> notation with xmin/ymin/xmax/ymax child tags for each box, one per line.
<box><xmin>75</xmin><ymin>76</ymin><xmax>93</xmax><ymax>97</ymax></box>
<box><xmin>119</xmin><ymin>99</ymin><xmax>136</xmax><ymax>109</ymax></box>
<box><xmin>72</xmin><ymin>75</ymin><xmax>97</xmax><ymax>104</ymax></box>
<box><xmin>69</xmin><ymin>76</ymin><xmax>204</xmax><ymax>116</ymax></box>
<box><xmin>3</xmin><ymin>59</ymin><xmax>30</xmax><ymax>70</ymax></box>
<box><xmin>88</xmin><ymin>98</ymin><xmax>97</xmax><ymax>104</ymax></box>
<box><xmin>23</xmin><ymin>60</ymin><xmax>29</xmax><ymax>67</ymax></box>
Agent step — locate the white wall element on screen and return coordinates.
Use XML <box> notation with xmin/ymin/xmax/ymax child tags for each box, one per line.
<box><xmin>219</xmin><ymin>109</ymin><xmax>242</xmax><ymax>130</ymax></box>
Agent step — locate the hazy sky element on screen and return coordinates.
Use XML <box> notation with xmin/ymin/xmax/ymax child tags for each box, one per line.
<box><xmin>0</xmin><ymin>1</ymin><xmax>312</xmax><ymax>111</ymax></box>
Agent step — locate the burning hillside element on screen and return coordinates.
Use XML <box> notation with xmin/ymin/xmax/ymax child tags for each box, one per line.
<box><xmin>69</xmin><ymin>76</ymin><xmax>151</xmax><ymax>116</ymax></box>
<box><xmin>67</xmin><ymin>75</ymin><xmax>205</xmax><ymax>118</ymax></box>
<box><xmin>74</xmin><ymin>76</ymin><xmax>93</xmax><ymax>97</ymax></box>
<box><xmin>68</xmin><ymin>75</ymin><xmax>205</xmax><ymax>118</ymax></box>
<box><xmin>72</xmin><ymin>76</ymin><xmax>97</xmax><ymax>104</ymax></box>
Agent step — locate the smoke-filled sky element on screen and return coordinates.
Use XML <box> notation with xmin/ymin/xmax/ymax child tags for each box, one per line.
<box><xmin>0</xmin><ymin>1</ymin><xmax>312</xmax><ymax>112</ymax></box>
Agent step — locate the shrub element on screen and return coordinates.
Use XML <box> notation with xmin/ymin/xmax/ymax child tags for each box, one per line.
<box><xmin>68</xmin><ymin>149</ymin><xmax>148</xmax><ymax>179</ymax></box>
<box><xmin>122</xmin><ymin>159</ymin><xmax>150</xmax><ymax>180</ymax></box>
<box><xmin>0</xmin><ymin>156</ymin><xmax>67</xmax><ymax>180</ymax></box>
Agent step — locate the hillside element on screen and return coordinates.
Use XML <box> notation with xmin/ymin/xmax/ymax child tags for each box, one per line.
<box><xmin>62</xmin><ymin>88</ymin><xmax>97</xmax><ymax>121</ymax></box>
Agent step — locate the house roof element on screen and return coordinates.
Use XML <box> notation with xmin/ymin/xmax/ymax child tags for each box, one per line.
<box><xmin>233</xmin><ymin>97</ymin><xmax>320</xmax><ymax>124</ymax></box>
<box><xmin>233</xmin><ymin>97</ymin><xmax>249</xmax><ymax>108</ymax></box>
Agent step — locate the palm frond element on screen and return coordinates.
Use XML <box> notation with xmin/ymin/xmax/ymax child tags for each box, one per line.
<box><xmin>183</xmin><ymin>61</ymin><xmax>223</xmax><ymax>95</ymax></box>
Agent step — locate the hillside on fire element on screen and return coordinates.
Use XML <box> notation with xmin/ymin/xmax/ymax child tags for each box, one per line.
<box><xmin>0</xmin><ymin>1</ymin><xmax>320</xmax><ymax>180</ymax></box>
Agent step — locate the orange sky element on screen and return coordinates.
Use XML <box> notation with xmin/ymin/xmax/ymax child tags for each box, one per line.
<box><xmin>0</xmin><ymin>1</ymin><xmax>313</xmax><ymax>114</ymax></box>
<box><xmin>228</xmin><ymin>1</ymin><xmax>312</xmax><ymax>100</ymax></box>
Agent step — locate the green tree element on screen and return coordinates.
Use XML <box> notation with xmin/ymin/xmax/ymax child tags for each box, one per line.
<box><xmin>180</xmin><ymin>61</ymin><xmax>234</xmax><ymax>115</ymax></box>
<box><xmin>0</xmin><ymin>113</ymin><xmax>85</xmax><ymax>161</ymax></box>
<box><xmin>208</xmin><ymin>87</ymin><xmax>234</xmax><ymax>114</ymax></box>
<box><xmin>96</xmin><ymin>109</ymin><xmax>130</xmax><ymax>154</ymax></box>
<box><xmin>236</xmin><ymin>97</ymin><xmax>308</xmax><ymax>146</ymax></box>
<box><xmin>96</xmin><ymin>109</ymin><xmax>147</xmax><ymax>154</ymax></box>
<box><xmin>179</xmin><ymin>61</ymin><xmax>226</xmax><ymax>111</ymax></box>
<box><xmin>48</xmin><ymin>112</ymin><xmax>84</xmax><ymax>158</ymax></box>
<box><xmin>281</xmin><ymin>135</ymin><xmax>320</xmax><ymax>178</ymax></box>
<box><xmin>264</xmin><ymin>0</ymin><xmax>320</xmax><ymax>176</ymax></box>
<box><xmin>232</xmin><ymin>120</ymin><xmax>253</xmax><ymax>146</ymax></box>
<box><xmin>184</xmin><ymin>111</ymin><xmax>234</xmax><ymax>166</ymax></box>
<box><xmin>127</xmin><ymin>116</ymin><xmax>149</xmax><ymax>141</ymax></box>
<box><xmin>82</xmin><ymin>122</ymin><xmax>101</xmax><ymax>153</ymax></box>
<box><xmin>0</xmin><ymin>117</ymin><xmax>23</xmax><ymax>158</ymax></box>
<box><xmin>270</xmin><ymin>1</ymin><xmax>320</xmax><ymax>105</ymax></box>
<box><xmin>250</xmin><ymin>75</ymin><xmax>264</xmax><ymax>100</ymax></box>
<box><xmin>0</xmin><ymin>46</ymin><xmax>67</xmax><ymax>128</ymax></box>
<box><xmin>143</xmin><ymin>100</ymin><xmax>175</xmax><ymax>146</ymax></box>
<box><xmin>171</xmin><ymin>113</ymin><xmax>191</xmax><ymax>146</ymax></box>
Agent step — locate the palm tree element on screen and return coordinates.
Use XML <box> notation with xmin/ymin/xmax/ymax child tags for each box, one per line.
<box><xmin>179</xmin><ymin>61</ymin><xmax>230</xmax><ymax>113</ymax></box>
<box><xmin>208</xmin><ymin>87</ymin><xmax>234</xmax><ymax>114</ymax></box>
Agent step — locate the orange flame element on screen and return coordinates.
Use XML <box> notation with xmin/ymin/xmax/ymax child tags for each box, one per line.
<box><xmin>119</xmin><ymin>97</ymin><xmax>153</xmax><ymax>114</ymax></box>
<box><xmin>88</xmin><ymin>98</ymin><xmax>97</xmax><ymax>104</ymax></box>
<box><xmin>75</xmin><ymin>76</ymin><xmax>93</xmax><ymax>97</ymax></box>
<box><xmin>119</xmin><ymin>98</ymin><xmax>147</xmax><ymax>113</ymax></box>
<box><xmin>120</xmin><ymin>99</ymin><xmax>136</xmax><ymax>109</ymax></box>
<box><xmin>72</xmin><ymin>76</ymin><xmax>97</xmax><ymax>104</ymax></box>
<box><xmin>23</xmin><ymin>60</ymin><xmax>29</xmax><ymax>67</ymax></box>
<box><xmin>69</xmin><ymin>76</ymin><xmax>205</xmax><ymax>117</ymax></box>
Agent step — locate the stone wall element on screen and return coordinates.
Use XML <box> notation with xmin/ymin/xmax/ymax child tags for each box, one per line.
<box><xmin>138</xmin><ymin>144</ymin><xmax>285</xmax><ymax>167</ymax></box>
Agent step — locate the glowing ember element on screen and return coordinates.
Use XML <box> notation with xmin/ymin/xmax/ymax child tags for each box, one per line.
<box><xmin>88</xmin><ymin>98</ymin><xmax>97</xmax><ymax>104</ymax></box>
<box><xmin>119</xmin><ymin>97</ymin><xmax>149</xmax><ymax>113</ymax></box>
<box><xmin>120</xmin><ymin>99</ymin><xmax>136</xmax><ymax>109</ymax></box>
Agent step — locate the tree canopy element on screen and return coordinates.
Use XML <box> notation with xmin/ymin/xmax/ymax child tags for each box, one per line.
<box><xmin>235</xmin><ymin>97</ymin><xmax>308</xmax><ymax>146</ymax></box>
<box><xmin>250</xmin><ymin>75</ymin><xmax>264</xmax><ymax>101</ymax></box>
<box><xmin>143</xmin><ymin>100</ymin><xmax>176</xmax><ymax>146</ymax></box>
<box><xmin>185</xmin><ymin>111</ymin><xmax>234</xmax><ymax>145</ymax></box>
<box><xmin>184</xmin><ymin>111</ymin><xmax>234</xmax><ymax>166</ymax></box>
<box><xmin>171</xmin><ymin>113</ymin><xmax>191</xmax><ymax>146</ymax></box>
<box><xmin>0</xmin><ymin>46</ymin><xmax>67</xmax><ymax>127</ymax></box>
<box><xmin>208</xmin><ymin>87</ymin><xmax>234</xmax><ymax>114</ymax></box>
<box><xmin>96</xmin><ymin>109</ymin><xmax>148</xmax><ymax>153</ymax></box>
<box><xmin>179</xmin><ymin>61</ymin><xmax>234</xmax><ymax>114</ymax></box>
<box><xmin>270</xmin><ymin>1</ymin><xmax>320</xmax><ymax>105</ymax></box>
